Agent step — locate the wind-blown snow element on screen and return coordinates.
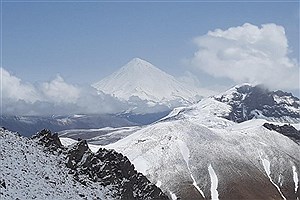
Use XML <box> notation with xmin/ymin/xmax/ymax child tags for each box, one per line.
<box><xmin>292</xmin><ymin>166</ymin><xmax>299</xmax><ymax>193</ymax></box>
<box><xmin>261</xmin><ymin>157</ymin><xmax>286</xmax><ymax>200</ymax></box>
<box><xmin>208</xmin><ymin>164</ymin><xmax>219</xmax><ymax>200</ymax></box>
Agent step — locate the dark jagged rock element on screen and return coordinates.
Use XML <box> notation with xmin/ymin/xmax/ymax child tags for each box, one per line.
<box><xmin>31</xmin><ymin>129</ymin><xmax>63</xmax><ymax>151</ymax></box>
<box><xmin>215</xmin><ymin>84</ymin><xmax>300</xmax><ymax>123</ymax></box>
<box><xmin>263</xmin><ymin>123</ymin><xmax>300</xmax><ymax>144</ymax></box>
<box><xmin>31</xmin><ymin>129</ymin><xmax>169</xmax><ymax>199</ymax></box>
<box><xmin>65</xmin><ymin>140</ymin><xmax>169</xmax><ymax>200</ymax></box>
<box><xmin>0</xmin><ymin>179</ymin><xmax>6</xmax><ymax>189</ymax></box>
<box><xmin>66</xmin><ymin>140</ymin><xmax>93</xmax><ymax>170</ymax></box>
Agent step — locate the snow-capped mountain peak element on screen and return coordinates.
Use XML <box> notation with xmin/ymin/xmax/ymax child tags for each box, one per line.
<box><xmin>92</xmin><ymin>58</ymin><xmax>206</xmax><ymax>107</ymax></box>
<box><xmin>121</xmin><ymin>57</ymin><xmax>161</xmax><ymax>72</ymax></box>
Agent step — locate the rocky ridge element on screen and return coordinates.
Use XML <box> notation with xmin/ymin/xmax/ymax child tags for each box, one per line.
<box><xmin>214</xmin><ymin>84</ymin><xmax>300</xmax><ymax>123</ymax></box>
<box><xmin>0</xmin><ymin>128</ymin><xmax>169</xmax><ymax>200</ymax></box>
<box><xmin>263</xmin><ymin>123</ymin><xmax>300</xmax><ymax>144</ymax></box>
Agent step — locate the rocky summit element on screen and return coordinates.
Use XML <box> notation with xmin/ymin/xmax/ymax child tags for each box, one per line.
<box><xmin>214</xmin><ymin>84</ymin><xmax>300</xmax><ymax>123</ymax></box>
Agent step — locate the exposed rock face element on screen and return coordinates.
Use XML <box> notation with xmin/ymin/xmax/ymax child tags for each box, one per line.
<box><xmin>31</xmin><ymin>129</ymin><xmax>63</xmax><ymax>151</ymax></box>
<box><xmin>215</xmin><ymin>84</ymin><xmax>300</xmax><ymax>123</ymax></box>
<box><xmin>34</xmin><ymin>129</ymin><xmax>169</xmax><ymax>200</ymax></box>
<box><xmin>263</xmin><ymin>123</ymin><xmax>300</xmax><ymax>144</ymax></box>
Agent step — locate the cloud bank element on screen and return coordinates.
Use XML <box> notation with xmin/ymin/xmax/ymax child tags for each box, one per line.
<box><xmin>189</xmin><ymin>23</ymin><xmax>299</xmax><ymax>90</ymax></box>
<box><xmin>1</xmin><ymin>68</ymin><xmax>173</xmax><ymax>116</ymax></box>
<box><xmin>1</xmin><ymin>68</ymin><xmax>127</xmax><ymax>116</ymax></box>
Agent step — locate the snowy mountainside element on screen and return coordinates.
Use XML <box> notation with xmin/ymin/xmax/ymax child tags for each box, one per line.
<box><xmin>0</xmin><ymin>128</ymin><xmax>169</xmax><ymax>200</ymax></box>
<box><xmin>106</xmin><ymin>117</ymin><xmax>300</xmax><ymax>200</ymax></box>
<box><xmin>52</xmin><ymin>84</ymin><xmax>300</xmax><ymax>199</ymax></box>
<box><xmin>102</xmin><ymin>86</ymin><xmax>300</xmax><ymax>199</ymax></box>
<box><xmin>92</xmin><ymin>58</ymin><xmax>213</xmax><ymax>109</ymax></box>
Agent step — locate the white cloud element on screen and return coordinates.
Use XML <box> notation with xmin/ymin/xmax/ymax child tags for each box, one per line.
<box><xmin>178</xmin><ymin>71</ymin><xmax>217</xmax><ymax>97</ymax></box>
<box><xmin>2</xmin><ymin>68</ymin><xmax>176</xmax><ymax>115</ymax></box>
<box><xmin>40</xmin><ymin>75</ymin><xmax>80</xmax><ymax>104</ymax></box>
<box><xmin>1</xmin><ymin>68</ymin><xmax>128</xmax><ymax>115</ymax></box>
<box><xmin>189</xmin><ymin>23</ymin><xmax>299</xmax><ymax>90</ymax></box>
<box><xmin>178</xmin><ymin>71</ymin><xmax>202</xmax><ymax>88</ymax></box>
<box><xmin>1</xmin><ymin>68</ymin><xmax>41</xmax><ymax>103</ymax></box>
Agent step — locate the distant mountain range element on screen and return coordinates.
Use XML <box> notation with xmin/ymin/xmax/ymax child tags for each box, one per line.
<box><xmin>0</xmin><ymin>112</ymin><xmax>170</xmax><ymax>137</ymax></box>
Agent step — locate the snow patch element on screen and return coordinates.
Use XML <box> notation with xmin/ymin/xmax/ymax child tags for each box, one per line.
<box><xmin>177</xmin><ymin>139</ymin><xmax>205</xmax><ymax>198</ymax></box>
<box><xmin>292</xmin><ymin>166</ymin><xmax>299</xmax><ymax>193</ymax></box>
<box><xmin>160</xmin><ymin>107</ymin><xmax>186</xmax><ymax>121</ymax></box>
<box><xmin>156</xmin><ymin>180</ymin><xmax>162</xmax><ymax>188</ymax></box>
<box><xmin>177</xmin><ymin>139</ymin><xmax>190</xmax><ymax>166</ymax></box>
<box><xmin>133</xmin><ymin>156</ymin><xmax>150</xmax><ymax>175</ymax></box>
<box><xmin>261</xmin><ymin>157</ymin><xmax>286</xmax><ymax>200</ymax></box>
<box><xmin>169</xmin><ymin>191</ymin><xmax>177</xmax><ymax>200</ymax></box>
<box><xmin>191</xmin><ymin>173</ymin><xmax>205</xmax><ymax>198</ymax></box>
<box><xmin>278</xmin><ymin>174</ymin><xmax>283</xmax><ymax>187</ymax></box>
<box><xmin>60</xmin><ymin>137</ymin><xmax>77</xmax><ymax>146</ymax></box>
<box><xmin>60</xmin><ymin>137</ymin><xmax>101</xmax><ymax>153</ymax></box>
<box><xmin>208</xmin><ymin>164</ymin><xmax>219</xmax><ymax>200</ymax></box>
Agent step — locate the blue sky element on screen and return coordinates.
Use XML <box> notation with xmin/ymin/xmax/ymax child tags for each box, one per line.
<box><xmin>2</xmin><ymin>1</ymin><xmax>299</xmax><ymax>89</ymax></box>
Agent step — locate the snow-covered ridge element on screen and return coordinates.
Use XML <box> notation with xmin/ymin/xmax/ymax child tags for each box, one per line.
<box><xmin>105</xmin><ymin>110</ymin><xmax>300</xmax><ymax>199</ymax></box>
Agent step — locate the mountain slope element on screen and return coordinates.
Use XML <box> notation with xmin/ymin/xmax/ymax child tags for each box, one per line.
<box><xmin>92</xmin><ymin>58</ymin><xmax>210</xmax><ymax>106</ymax></box>
<box><xmin>103</xmin><ymin>85</ymin><xmax>300</xmax><ymax>200</ymax></box>
<box><xmin>106</xmin><ymin>118</ymin><xmax>299</xmax><ymax>200</ymax></box>
<box><xmin>0</xmin><ymin>128</ymin><xmax>169</xmax><ymax>200</ymax></box>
